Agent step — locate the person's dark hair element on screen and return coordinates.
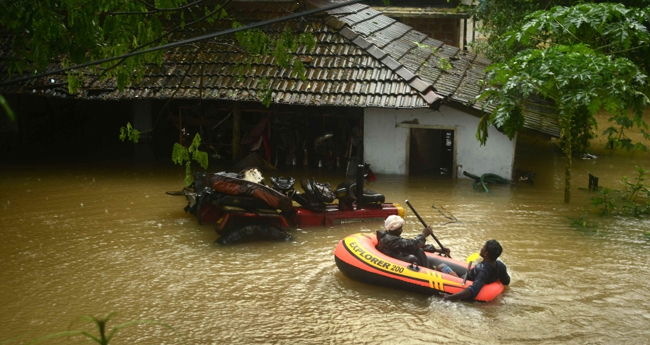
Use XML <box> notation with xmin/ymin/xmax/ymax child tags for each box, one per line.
<box><xmin>485</xmin><ymin>239</ymin><xmax>503</xmax><ymax>261</ymax></box>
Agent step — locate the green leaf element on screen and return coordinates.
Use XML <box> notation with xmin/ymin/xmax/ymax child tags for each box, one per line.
<box><xmin>193</xmin><ymin>150</ymin><xmax>209</xmax><ymax>170</ymax></box>
<box><xmin>0</xmin><ymin>94</ymin><xmax>15</xmax><ymax>121</ymax></box>
<box><xmin>119</xmin><ymin>122</ymin><xmax>140</xmax><ymax>143</ymax></box>
<box><xmin>188</xmin><ymin>133</ymin><xmax>202</xmax><ymax>153</ymax></box>
<box><xmin>172</xmin><ymin>143</ymin><xmax>190</xmax><ymax>165</ymax></box>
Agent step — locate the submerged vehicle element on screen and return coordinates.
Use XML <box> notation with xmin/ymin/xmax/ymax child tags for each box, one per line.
<box><xmin>334</xmin><ymin>233</ymin><xmax>505</xmax><ymax>302</ymax></box>
<box><xmin>180</xmin><ymin>164</ymin><xmax>403</xmax><ymax>243</ymax></box>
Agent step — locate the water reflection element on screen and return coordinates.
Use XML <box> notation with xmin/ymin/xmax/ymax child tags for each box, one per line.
<box><xmin>1</xmin><ymin>148</ymin><xmax>650</xmax><ymax>343</ymax></box>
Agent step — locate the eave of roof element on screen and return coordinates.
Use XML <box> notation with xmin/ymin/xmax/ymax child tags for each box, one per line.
<box><xmin>314</xmin><ymin>1</ymin><xmax>481</xmax><ymax>107</ymax></box>
<box><xmin>371</xmin><ymin>6</ymin><xmax>470</xmax><ymax>19</ymax></box>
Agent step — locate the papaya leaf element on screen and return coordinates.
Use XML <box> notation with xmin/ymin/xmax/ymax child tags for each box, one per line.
<box><xmin>193</xmin><ymin>150</ymin><xmax>209</xmax><ymax>170</ymax></box>
<box><xmin>172</xmin><ymin>143</ymin><xmax>190</xmax><ymax>165</ymax></box>
<box><xmin>188</xmin><ymin>133</ymin><xmax>202</xmax><ymax>153</ymax></box>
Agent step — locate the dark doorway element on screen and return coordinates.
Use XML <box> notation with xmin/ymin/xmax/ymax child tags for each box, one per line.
<box><xmin>409</xmin><ymin>128</ymin><xmax>454</xmax><ymax>177</ymax></box>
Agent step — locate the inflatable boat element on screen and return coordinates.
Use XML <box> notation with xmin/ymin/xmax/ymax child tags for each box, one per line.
<box><xmin>334</xmin><ymin>233</ymin><xmax>505</xmax><ymax>301</ymax></box>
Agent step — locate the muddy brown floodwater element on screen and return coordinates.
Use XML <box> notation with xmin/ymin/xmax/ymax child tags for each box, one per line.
<box><xmin>1</xmin><ymin>137</ymin><xmax>650</xmax><ymax>344</ymax></box>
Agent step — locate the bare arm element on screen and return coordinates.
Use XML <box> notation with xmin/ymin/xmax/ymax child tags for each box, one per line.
<box><xmin>442</xmin><ymin>288</ymin><xmax>473</xmax><ymax>301</ymax></box>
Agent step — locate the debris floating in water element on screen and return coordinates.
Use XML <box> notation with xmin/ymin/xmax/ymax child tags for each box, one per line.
<box><xmin>462</xmin><ymin>171</ymin><xmax>509</xmax><ymax>192</ymax></box>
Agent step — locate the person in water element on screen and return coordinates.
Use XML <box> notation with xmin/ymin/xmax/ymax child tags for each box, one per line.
<box><xmin>376</xmin><ymin>215</ymin><xmax>450</xmax><ymax>268</ymax></box>
<box><xmin>442</xmin><ymin>239</ymin><xmax>510</xmax><ymax>301</ymax></box>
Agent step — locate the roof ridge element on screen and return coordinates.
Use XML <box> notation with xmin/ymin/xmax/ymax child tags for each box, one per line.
<box><xmin>312</xmin><ymin>0</ymin><xmax>442</xmax><ymax>109</ymax></box>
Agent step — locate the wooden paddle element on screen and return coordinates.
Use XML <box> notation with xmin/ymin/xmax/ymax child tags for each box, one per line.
<box><xmin>405</xmin><ymin>200</ymin><xmax>450</xmax><ymax>258</ymax></box>
<box><xmin>462</xmin><ymin>252</ymin><xmax>480</xmax><ymax>286</ymax></box>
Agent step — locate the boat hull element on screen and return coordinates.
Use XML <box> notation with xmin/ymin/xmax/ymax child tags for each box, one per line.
<box><xmin>334</xmin><ymin>233</ymin><xmax>504</xmax><ymax>302</ymax></box>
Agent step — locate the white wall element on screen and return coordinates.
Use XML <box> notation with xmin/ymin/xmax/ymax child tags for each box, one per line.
<box><xmin>363</xmin><ymin>106</ymin><xmax>516</xmax><ymax>178</ymax></box>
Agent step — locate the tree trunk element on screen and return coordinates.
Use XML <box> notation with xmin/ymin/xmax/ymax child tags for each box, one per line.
<box><xmin>561</xmin><ymin>116</ymin><xmax>572</xmax><ymax>203</ymax></box>
<box><xmin>564</xmin><ymin>139</ymin><xmax>572</xmax><ymax>203</ymax></box>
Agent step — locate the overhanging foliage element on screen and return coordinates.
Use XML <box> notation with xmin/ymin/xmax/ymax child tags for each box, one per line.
<box><xmin>475</xmin><ymin>2</ymin><xmax>650</xmax><ymax>202</ymax></box>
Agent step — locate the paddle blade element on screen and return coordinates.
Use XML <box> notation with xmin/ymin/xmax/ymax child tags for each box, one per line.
<box><xmin>466</xmin><ymin>252</ymin><xmax>480</xmax><ymax>263</ymax></box>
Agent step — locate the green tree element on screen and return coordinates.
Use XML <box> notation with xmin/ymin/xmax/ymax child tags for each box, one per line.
<box><xmin>476</xmin><ymin>3</ymin><xmax>650</xmax><ymax>203</ymax></box>
<box><xmin>465</xmin><ymin>0</ymin><xmax>556</xmax><ymax>63</ymax></box>
<box><xmin>0</xmin><ymin>0</ymin><xmax>319</xmax><ymax>182</ymax></box>
<box><xmin>1</xmin><ymin>0</ymin><xmax>212</xmax><ymax>93</ymax></box>
<box><xmin>467</xmin><ymin>0</ymin><xmax>650</xmax><ymax>69</ymax></box>
<box><xmin>0</xmin><ymin>0</ymin><xmax>317</xmax><ymax>97</ymax></box>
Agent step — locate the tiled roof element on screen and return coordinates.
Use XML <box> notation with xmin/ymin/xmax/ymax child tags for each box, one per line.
<box><xmin>314</xmin><ymin>2</ymin><xmax>494</xmax><ymax>110</ymax></box>
<box><xmin>316</xmin><ymin>0</ymin><xmax>559</xmax><ymax>137</ymax></box>
<box><xmin>0</xmin><ymin>0</ymin><xmax>559</xmax><ymax>137</ymax></box>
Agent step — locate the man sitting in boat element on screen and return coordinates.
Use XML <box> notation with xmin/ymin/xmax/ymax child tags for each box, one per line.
<box><xmin>376</xmin><ymin>215</ymin><xmax>451</xmax><ymax>268</ymax></box>
<box><xmin>442</xmin><ymin>240</ymin><xmax>511</xmax><ymax>301</ymax></box>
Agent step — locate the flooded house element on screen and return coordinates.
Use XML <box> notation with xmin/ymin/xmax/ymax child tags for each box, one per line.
<box><xmin>0</xmin><ymin>0</ymin><xmax>558</xmax><ymax>178</ymax></box>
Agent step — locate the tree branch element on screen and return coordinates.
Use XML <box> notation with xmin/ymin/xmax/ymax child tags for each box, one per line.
<box><xmin>108</xmin><ymin>0</ymin><xmax>211</xmax><ymax>15</ymax></box>
<box><xmin>552</xmin><ymin>17</ymin><xmax>582</xmax><ymax>44</ymax></box>
<box><xmin>605</xmin><ymin>44</ymin><xmax>648</xmax><ymax>55</ymax></box>
<box><xmin>86</xmin><ymin>0</ymin><xmax>233</xmax><ymax>88</ymax></box>
<box><xmin>431</xmin><ymin>204</ymin><xmax>461</xmax><ymax>223</ymax></box>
